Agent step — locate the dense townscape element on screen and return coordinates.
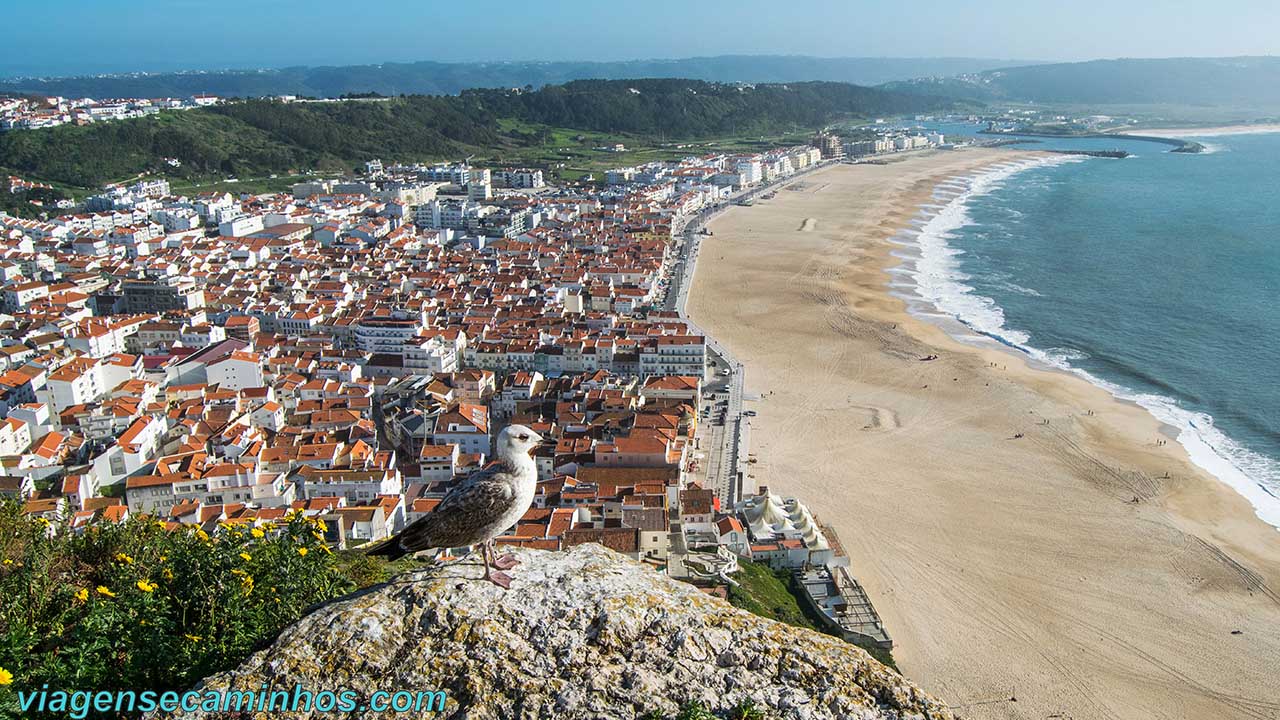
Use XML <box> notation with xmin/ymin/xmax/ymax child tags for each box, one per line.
<box><xmin>0</xmin><ymin>132</ymin><xmax>897</xmax><ymax>647</ymax></box>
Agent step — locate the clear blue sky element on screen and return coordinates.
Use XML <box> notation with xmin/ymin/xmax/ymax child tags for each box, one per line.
<box><xmin>4</xmin><ymin>0</ymin><xmax>1278</xmax><ymax>77</ymax></box>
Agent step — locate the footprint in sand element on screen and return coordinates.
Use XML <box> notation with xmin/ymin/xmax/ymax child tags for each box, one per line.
<box><xmin>850</xmin><ymin>404</ymin><xmax>901</xmax><ymax>431</ymax></box>
<box><xmin>798</xmin><ymin>218</ymin><xmax>818</xmax><ymax>232</ymax></box>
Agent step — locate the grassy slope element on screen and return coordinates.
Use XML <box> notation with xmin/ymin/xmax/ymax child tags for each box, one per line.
<box><xmin>487</xmin><ymin>119</ymin><xmax>815</xmax><ymax>181</ymax></box>
<box><xmin>727</xmin><ymin>559</ymin><xmax>898</xmax><ymax>670</ymax></box>
<box><xmin>727</xmin><ymin>559</ymin><xmax>819</xmax><ymax>630</ymax></box>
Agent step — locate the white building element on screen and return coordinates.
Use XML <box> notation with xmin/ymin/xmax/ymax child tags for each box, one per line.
<box><xmin>418</xmin><ymin>443</ymin><xmax>460</xmax><ymax>482</ymax></box>
<box><xmin>638</xmin><ymin>336</ymin><xmax>706</xmax><ymax>378</ymax></box>
<box><xmin>493</xmin><ymin>169</ymin><xmax>545</xmax><ymax>189</ymax></box>
<box><xmin>42</xmin><ymin>358</ymin><xmax>106</xmax><ymax>414</ymax></box>
<box><xmin>301</xmin><ymin>468</ymin><xmax>404</xmax><ymax>506</ymax></box>
<box><xmin>218</xmin><ymin>215</ymin><xmax>265</xmax><ymax>237</ymax></box>
<box><xmin>206</xmin><ymin>351</ymin><xmax>265</xmax><ymax>390</ymax></box>
<box><xmin>733</xmin><ymin>158</ymin><xmax>763</xmax><ymax>186</ymax></box>
<box><xmin>467</xmin><ymin>168</ymin><xmax>492</xmax><ymax>201</ymax></box>
<box><xmin>429</xmin><ymin>404</ymin><xmax>490</xmax><ymax>456</ymax></box>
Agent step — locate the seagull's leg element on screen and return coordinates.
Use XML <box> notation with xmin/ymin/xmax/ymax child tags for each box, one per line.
<box><xmin>482</xmin><ymin>540</ymin><xmax>513</xmax><ymax>589</ymax></box>
<box><xmin>491</xmin><ymin>539</ymin><xmax>520</xmax><ymax>570</ymax></box>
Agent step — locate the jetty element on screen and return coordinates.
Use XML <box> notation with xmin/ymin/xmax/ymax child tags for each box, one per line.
<box><xmin>980</xmin><ymin>128</ymin><xmax>1203</xmax><ymax>153</ymax></box>
<box><xmin>1049</xmin><ymin>149</ymin><xmax>1131</xmax><ymax>159</ymax></box>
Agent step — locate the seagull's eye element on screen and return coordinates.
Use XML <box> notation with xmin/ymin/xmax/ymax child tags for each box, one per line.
<box><xmin>518</xmin><ymin>434</ymin><xmax>530</xmax><ymax>440</ymax></box>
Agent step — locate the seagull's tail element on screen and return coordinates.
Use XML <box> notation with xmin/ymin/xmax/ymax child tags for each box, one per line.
<box><xmin>364</xmin><ymin>535</ymin><xmax>408</xmax><ymax>561</ymax></box>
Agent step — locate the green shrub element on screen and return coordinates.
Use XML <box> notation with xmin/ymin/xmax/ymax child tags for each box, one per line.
<box><xmin>0</xmin><ymin>501</ymin><xmax>354</xmax><ymax>718</ymax></box>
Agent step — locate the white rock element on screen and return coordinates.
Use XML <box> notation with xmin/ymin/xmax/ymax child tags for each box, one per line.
<box><xmin>153</xmin><ymin>544</ymin><xmax>952</xmax><ymax>720</ymax></box>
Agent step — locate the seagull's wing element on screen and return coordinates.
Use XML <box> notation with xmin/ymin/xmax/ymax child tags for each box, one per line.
<box><xmin>395</xmin><ymin>466</ymin><xmax>516</xmax><ymax>551</ymax></box>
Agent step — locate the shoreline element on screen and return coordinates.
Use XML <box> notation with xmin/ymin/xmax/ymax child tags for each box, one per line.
<box><xmin>687</xmin><ymin>148</ymin><xmax>1280</xmax><ymax>719</ymax></box>
<box><xmin>886</xmin><ymin>155</ymin><xmax>1280</xmax><ymax>531</ymax></box>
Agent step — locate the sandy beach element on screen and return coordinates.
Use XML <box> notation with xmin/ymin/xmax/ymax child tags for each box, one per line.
<box><xmin>687</xmin><ymin>149</ymin><xmax>1280</xmax><ymax>719</ymax></box>
<box><xmin>1128</xmin><ymin>123</ymin><xmax>1280</xmax><ymax>137</ymax></box>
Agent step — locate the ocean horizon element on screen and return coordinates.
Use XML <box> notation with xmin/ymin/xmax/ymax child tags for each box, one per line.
<box><xmin>892</xmin><ymin>127</ymin><xmax>1280</xmax><ymax>529</ymax></box>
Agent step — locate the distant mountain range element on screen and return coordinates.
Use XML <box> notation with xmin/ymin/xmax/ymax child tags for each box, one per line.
<box><xmin>0</xmin><ymin>56</ymin><xmax>1039</xmax><ymax>99</ymax></box>
<box><xmin>883</xmin><ymin>56</ymin><xmax>1280</xmax><ymax>109</ymax></box>
<box><xmin>5</xmin><ymin>54</ymin><xmax>1279</xmax><ymax>117</ymax></box>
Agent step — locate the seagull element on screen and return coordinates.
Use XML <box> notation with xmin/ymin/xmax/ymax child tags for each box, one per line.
<box><xmin>367</xmin><ymin>424</ymin><xmax>543</xmax><ymax>588</ymax></box>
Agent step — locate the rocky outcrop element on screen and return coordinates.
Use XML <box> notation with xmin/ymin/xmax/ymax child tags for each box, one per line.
<box><xmin>156</xmin><ymin>544</ymin><xmax>953</xmax><ymax>719</ymax></box>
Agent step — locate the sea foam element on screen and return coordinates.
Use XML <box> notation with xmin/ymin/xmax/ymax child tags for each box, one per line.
<box><xmin>895</xmin><ymin>155</ymin><xmax>1280</xmax><ymax>529</ymax></box>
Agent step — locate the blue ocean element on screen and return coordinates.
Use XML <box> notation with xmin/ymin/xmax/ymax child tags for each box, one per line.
<box><xmin>897</xmin><ymin>126</ymin><xmax>1280</xmax><ymax>527</ymax></box>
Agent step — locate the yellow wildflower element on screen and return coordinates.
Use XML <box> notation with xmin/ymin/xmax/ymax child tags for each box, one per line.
<box><xmin>162</xmin><ymin>568</ymin><xmax>174</xmax><ymax>581</ymax></box>
<box><xmin>0</xmin><ymin>667</ymin><xmax>12</xmax><ymax>686</ymax></box>
<box><xmin>315</xmin><ymin>519</ymin><xmax>328</xmax><ymax>532</ymax></box>
<box><xmin>74</xmin><ymin>588</ymin><xmax>89</xmax><ymax>602</ymax></box>
<box><xmin>115</xmin><ymin>552</ymin><xmax>133</xmax><ymax>564</ymax></box>
<box><xmin>195</xmin><ymin>529</ymin><xmax>210</xmax><ymax>542</ymax></box>
<box><xmin>2</xmin><ymin>559</ymin><xmax>11</xmax><ymax>566</ymax></box>
<box><xmin>96</xmin><ymin>586</ymin><xmax>116</xmax><ymax>598</ymax></box>
<box><xmin>250</xmin><ymin>528</ymin><xmax>265</xmax><ymax>539</ymax></box>
<box><xmin>184</xmin><ymin>634</ymin><xmax>202</xmax><ymax>643</ymax></box>
<box><xmin>136</xmin><ymin>579</ymin><xmax>157</xmax><ymax>593</ymax></box>
<box><xmin>238</xmin><ymin>552</ymin><xmax>252</xmax><ymax>562</ymax></box>
<box><xmin>296</xmin><ymin>547</ymin><xmax>308</xmax><ymax>557</ymax></box>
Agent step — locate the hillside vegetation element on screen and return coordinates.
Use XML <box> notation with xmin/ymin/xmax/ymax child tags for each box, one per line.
<box><xmin>0</xmin><ymin>79</ymin><xmax>955</xmax><ymax>188</ymax></box>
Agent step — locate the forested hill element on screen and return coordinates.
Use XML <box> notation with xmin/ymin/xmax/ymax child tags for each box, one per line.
<box><xmin>0</xmin><ymin>79</ymin><xmax>956</xmax><ymax>188</ymax></box>
<box><xmin>0</xmin><ymin>55</ymin><xmax>1035</xmax><ymax>99</ymax></box>
<box><xmin>466</xmin><ymin>79</ymin><xmax>946</xmax><ymax>135</ymax></box>
<box><xmin>885</xmin><ymin>56</ymin><xmax>1280</xmax><ymax>109</ymax></box>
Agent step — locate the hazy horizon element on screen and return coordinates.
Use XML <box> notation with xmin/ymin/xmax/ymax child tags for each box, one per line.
<box><xmin>5</xmin><ymin>0</ymin><xmax>1279</xmax><ymax>79</ymax></box>
<box><xmin>2</xmin><ymin>54</ymin><xmax>1055</xmax><ymax>81</ymax></box>
<box><xmin>6</xmin><ymin>52</ymin><xmax>1280</xmax><ymax>83</ymax></box>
